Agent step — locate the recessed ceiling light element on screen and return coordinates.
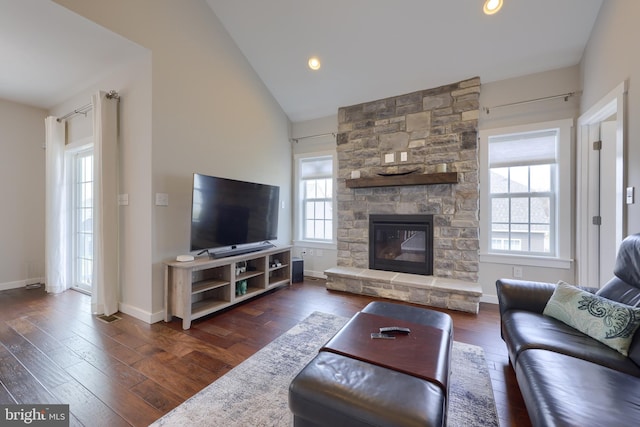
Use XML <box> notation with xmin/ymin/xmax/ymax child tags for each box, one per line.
<box><xmin>308</xmin><ymin>57</ymin><xmax>321</xmax><ymax>71</ymax></box>
<box><xmin>483</xmin><ymin>0</ymin><xmax>503</xmax><ymax>15</ymax></box>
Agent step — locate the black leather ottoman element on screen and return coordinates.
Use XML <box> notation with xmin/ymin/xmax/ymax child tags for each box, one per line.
<box><xmin>289</xmin><ymin>302</ymin><xmax>453</xmax><ymax>427</ymax></box>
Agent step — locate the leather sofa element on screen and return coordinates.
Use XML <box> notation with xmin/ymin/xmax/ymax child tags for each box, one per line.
<box><xmin>496</xmin><ymin>233</ymin><xmax>640</xmax><ymax>426</ymax></box>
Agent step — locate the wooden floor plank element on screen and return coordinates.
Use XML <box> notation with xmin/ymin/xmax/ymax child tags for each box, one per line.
<box><xmin>5</xmin><ymin>317</ymin><xmax>84</xmax><ymax>369</ymax></box>
<box><xmin>131</xmin><ymin>353</ymin><xmax>208</xmax><ymax>400</ymax></box>
<box><xmin>0</xmin><ymin>322</ymin><xmax>70</xmax><ymax>393</ymax></box>
<box><xmin>65</xmin><ymin>360</ymin><xmax>163</xmax><ymax>426</ymax></box>
<box><xmin>50</xmin><ymin>380</ymin><xmax>130</xmax><ymax>427</ymax></box>
<box><xmin>0</xmin><ymin>380</ymin><xmax>17</xmax><ymax>404</ymax></box>
<box><xmin>129</xmin><ymin>378</ymin><xmax>184</xmax><ymax>413</ymax></box>
<box><xmin>60</xmin><ymin>334</ymin><xmax>148</xmax><ymax>389</ymax></box>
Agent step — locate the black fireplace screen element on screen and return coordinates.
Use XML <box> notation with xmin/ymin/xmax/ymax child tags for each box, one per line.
<box><xmin>369</xmin><ymin>214</ymin><xmax>433</xmax><ymax>275</ymax></box>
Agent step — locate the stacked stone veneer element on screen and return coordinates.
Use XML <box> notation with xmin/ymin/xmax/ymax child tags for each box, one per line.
<box><xmin>331</xmin><ymin>78</ymin><xmax>481</xmax><ymax>311</ymax></box>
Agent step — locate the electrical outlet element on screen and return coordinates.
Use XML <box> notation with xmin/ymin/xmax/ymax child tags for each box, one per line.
<box><xmin>383</xmin><ymin>152</ymin><xmax>395</xmax><ymax>164</ymax></box>
<box><xmin>309</xmin><ymin>249</ymin><xmax>314</xmax><ymax>256</ymax></box>
<box><xmin>155</xmin><ymin>193</ymin><xmax>169</xmax><ymax>206</ymax></box>
<box><xmin>513</xmin><ymin>266</ymin><xmax>523</xmax><ymax>278</ymax></box>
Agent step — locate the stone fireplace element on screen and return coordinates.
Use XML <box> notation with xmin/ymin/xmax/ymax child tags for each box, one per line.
<box><xmin>325</xmin><ymin>77</ymin><xmax>482</xmax><ymax>313</ymax></box>
<box><xmin>369</xmin><ymin>214</ymin><xmax>433</xmax><ymax>276</ymax></box>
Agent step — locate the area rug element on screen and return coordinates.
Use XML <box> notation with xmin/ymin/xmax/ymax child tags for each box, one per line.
<box><xmin>150</xmin><ymin>311</ymin><xmax>498</xmax><ymax>427</ymax></box>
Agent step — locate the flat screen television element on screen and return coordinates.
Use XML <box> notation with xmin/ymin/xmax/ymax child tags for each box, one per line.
<box><xmin>190</xmin><ymin>173</ymin><xmax>279</xmax><ymax>255</ymax></box>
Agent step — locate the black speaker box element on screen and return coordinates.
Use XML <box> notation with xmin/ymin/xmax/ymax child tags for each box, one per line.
<box><xmin>292</xmin><ymin>257</ymin><xmax>304</xmax><ymax>283</ymax></box>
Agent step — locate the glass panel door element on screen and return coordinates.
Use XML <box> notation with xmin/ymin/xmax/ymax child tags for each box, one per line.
<box><xmin>73</xmin><ymin>149</ymin><xmax>93</xmax><ymax>293</ymax></box>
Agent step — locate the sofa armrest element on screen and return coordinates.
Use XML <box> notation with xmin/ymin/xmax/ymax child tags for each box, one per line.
<box><xmin>495</xmin><ymin>279</ymin><xmax>557</xmax><ymax>317</ymax></box>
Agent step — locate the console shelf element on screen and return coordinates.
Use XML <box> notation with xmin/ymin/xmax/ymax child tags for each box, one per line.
<box><xmin>164</xmin><ymin>246</ymin><xmax>291</xmax><ymax>329</ymax></box>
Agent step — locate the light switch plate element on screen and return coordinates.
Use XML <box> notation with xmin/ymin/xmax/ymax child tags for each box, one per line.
<box><xmin>626</xmin><ymin>187</ymin><xmax>635</xmax><ymax>204</ymax></box>
<box><xmin>155</xmin><ymin>193</ymin><xmax>169</xmax><ymax>206</ymax></box>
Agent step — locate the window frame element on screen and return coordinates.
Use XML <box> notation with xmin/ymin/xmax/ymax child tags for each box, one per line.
<box><xmin>294</xmin><ymin>151</ymin><xmax>337</xmax><ymax>248</ymax></box>
<box><xmin>479</xmin><ymin>119</ymin><xmax>573</xmax><ymax>269</ymax></box>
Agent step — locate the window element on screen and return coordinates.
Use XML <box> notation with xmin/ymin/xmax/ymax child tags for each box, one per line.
<box><xmin>480</xmin><ymin>119</ymin><xmax>573</xmax><ymax>267</ymax></box>
<box><xmin>296</xmin><ymin>154</ymin><xmax>335</xmax><ymax>243</ymax></box>
<box><xmin>489</xmin><ymin>129</ymin><xmax>557</xmax><ymax>256</ymax></box>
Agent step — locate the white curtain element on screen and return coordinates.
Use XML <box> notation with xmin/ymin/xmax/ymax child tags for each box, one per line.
<box><xmin>91</xmin><ymin>91</ymin><xmax>119</xmax><ymax>316</ymax></box>
<box><xmin>44</xmin><ymin>116</ymin><xmax>69</xmax><ymax>293</ymax></box>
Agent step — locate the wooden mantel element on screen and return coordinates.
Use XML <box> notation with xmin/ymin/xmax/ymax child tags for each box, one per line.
<box><xmin>345</xmin><ymin>172</ymin><xmax>458</xmax><ymax>189</ymax></box>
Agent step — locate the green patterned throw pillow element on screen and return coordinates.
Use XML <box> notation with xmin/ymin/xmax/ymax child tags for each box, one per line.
<box><xmin>543</xmin><ymin>280</ymin><xmax>640</xmax><ymax>356</ymax></box>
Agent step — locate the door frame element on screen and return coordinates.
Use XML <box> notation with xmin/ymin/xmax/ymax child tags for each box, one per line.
<box><xmin>576</xmin><ymin>81</ymin><xmax>627</xmax><ymax>285</ymax></box>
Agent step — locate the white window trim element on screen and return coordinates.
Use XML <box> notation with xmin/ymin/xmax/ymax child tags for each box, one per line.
<box><xmin>479</xmin><ymin>119</ymin><xmax>574</xmax><ymax>269</ymax></box>
<box><xmin>294</xmin><ymin>150</ymin><xmax>337</xmax><ymax>249</ymax></box>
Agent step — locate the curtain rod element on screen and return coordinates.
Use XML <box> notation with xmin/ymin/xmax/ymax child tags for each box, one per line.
<box><xmin>290</xmin><ymin>132</ymin><xmax>336</xmax><ymax>143</ymax></box>
<box><xmin>483</xmin><ymin>91</ymin><xmax>577</xmax><ymax>114</ymax></box>
<box><xmin>57</xmin><ymin>90</ymin><xmax>120</xmax><ymax>122</ymax></box>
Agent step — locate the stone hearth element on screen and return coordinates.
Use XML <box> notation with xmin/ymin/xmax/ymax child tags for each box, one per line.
<box><xmin>325</xmin><ymin>267</ymin><xmax>481</xmax><ymax>313</ymax></box>
<box><xmin>331</xmin><ymin>78</ymin><xmax>481</xmax><ymax>311</ymax></box>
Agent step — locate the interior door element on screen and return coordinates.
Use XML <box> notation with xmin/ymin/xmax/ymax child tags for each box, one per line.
<box><xmin>598</xmin><ymin>119</ymin><xmax>618</xmax><ymax>283</ymax></box>
<box><xmin>586</xmin><ymin>119</ymin><xmax>617</xmax><ymax>286</ymax></box>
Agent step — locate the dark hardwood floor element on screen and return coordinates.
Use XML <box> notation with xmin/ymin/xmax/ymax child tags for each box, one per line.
<box><xmin>0</xmin><ymin>278</ymin><xmax>531</xmax><ymax>426</ymax></box>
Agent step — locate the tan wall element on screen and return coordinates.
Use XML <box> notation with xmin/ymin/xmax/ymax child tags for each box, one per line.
<box><xmin>0</xmin><ymin>99</ymin><xmax>47</xmax><ymax>289</ymax></box>
<box><xmin>580</xmin><ymin>0</ymin><xmax>640</xmax><ymax>235</ymax></box>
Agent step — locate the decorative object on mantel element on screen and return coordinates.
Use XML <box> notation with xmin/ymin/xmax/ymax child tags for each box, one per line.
<box><xmin>377</xmin><ymin>168</ymin><xmax>420</xmax><ymax>177</ymax></box>
<box><xmin>346</xmin><ymin>172</ymin><xmax>458</xmax><ymax>189</ymax></box>
<box><xmin>436</xmin><ymin>163</ymin><xmax>448</xmax><ymax>173</ymax></box>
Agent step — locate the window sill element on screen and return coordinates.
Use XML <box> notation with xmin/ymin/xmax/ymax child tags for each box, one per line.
<box><xmin>480</xmin><ymin>253</ymin><xmax>573</xmax><ymax>269</ymax></box>
<box><xmin>293</xmin><ymin>240</ymin><xmax>337</xmax><ymax>251</ymax></box>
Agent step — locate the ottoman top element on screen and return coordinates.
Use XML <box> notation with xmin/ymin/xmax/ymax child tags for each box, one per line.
<box><xmin>320</xmin><ymin>311</ymin><xmax>451</xmax><ymax>391</ymax></box>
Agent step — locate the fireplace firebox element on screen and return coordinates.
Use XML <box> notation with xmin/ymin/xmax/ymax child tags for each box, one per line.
<box><xmin>369</xmin><ymin>214</ymin><xmax>433</xmax><ymax>275</ymax></box>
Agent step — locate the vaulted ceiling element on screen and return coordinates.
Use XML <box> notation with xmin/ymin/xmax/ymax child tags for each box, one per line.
<box><xmin>1</xmin><ymin>0</ymin><xmax>603</xmax><ymax>123</ymax></box>
<box><xmin>205</xmin><ymin>0</ymin><xmax>603</xmax><ymax>122</ymax></box>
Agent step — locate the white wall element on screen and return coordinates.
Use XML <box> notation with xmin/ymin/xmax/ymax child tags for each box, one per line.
<box><xmin>55</xmin><ymin>0</ymin><xmax>292</xmax><ymax>319</ymax></box>
<box><xmin>0</xmin><ymin>99</ymin><xmax>47</xmax><ymax>290</ymax></box>
<box><xmin>48</xmin><ymin>54</ymin><xmax>153</xmax><ymax>320</ymax></box>
<box><xmin>580</xmin><ymin>0</ymin><xmax>640</xmax><ymax>236</ymax></box>
<box><xmin>478</xmin><ymin>66</ymin><xmax>581</xmax><ymax>303</ymax></box>
<box><xmin>291</xmin><ymin>115</ymin><xmax>338</xmax><ymax>277</ymax></box>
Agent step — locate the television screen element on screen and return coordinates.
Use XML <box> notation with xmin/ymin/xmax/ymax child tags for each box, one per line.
<box><xmin>190</xmin><ymin>173</ymin><xmax>279</xmax><ymax>252</ymax></box>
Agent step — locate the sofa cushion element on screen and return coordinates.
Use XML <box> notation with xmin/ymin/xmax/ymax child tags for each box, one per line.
<box><xmin>543</xmin><ymin>281</ymin><xmax>640</xmax><ymax>356</ymax></box>
<box><xmin>596</xmin><ymin>276</ymin><xmax>640</xmax><ymax>307</ymax></box>
<box><xmin>515</xmin><ymin>349</ymin><xmax>640</xmax><ymax>427</ymax></box>
<box><xmin>502</xmin><ymin>310</ymin><xmax>640</xmax><ymax>376</ymax></box>
<box><xmin>612</xmin><ymin>233</ymin><xmax>640</xmax><ymax>288</ymax></box>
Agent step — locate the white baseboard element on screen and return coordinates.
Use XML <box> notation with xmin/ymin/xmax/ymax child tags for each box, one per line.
<box><xmin>0</xmin><ymin>280</ymin><xmax>24</xmax><ymax>291</ymax></box>
<box><xmin>480</xmin><ymin>294</ymin><xmax>499</xmax><ymax>305</ymax></box>
<box><xmin>303</xmin><ymin>270</ymin><xmax>326</xmax><ymax>279</ymax></box>
<box><xmin>118</xmin><ymin>302</ymin><xmax>165</xmax><ymax>324</ymax></box>
<box><xmin>0</xmin><ymin>278</ymin><xmax>44</xmax><ymax>292</ymax></box>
